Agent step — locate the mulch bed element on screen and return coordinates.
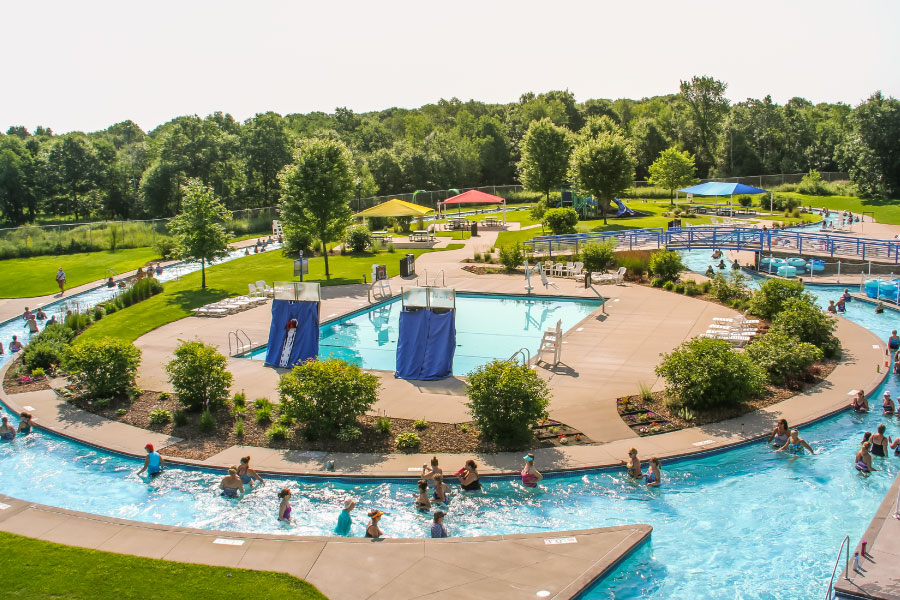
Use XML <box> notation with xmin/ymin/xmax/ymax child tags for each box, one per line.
<box><xmin>461</xmin><ymin>265</ymin><xmax>509</xmax><ymax>275</ymax></box>
<box><xmin>62</xmin><ymin>388</ymin><xmax>591</xmax><ymax>460</ymax></box>
<box><xmin>617</xmin><ymin>358</ymin><xmax>839</xmax><ymax>435</ymax></box>
<box><xmin>2</xmin><ymin>356</ymin><xmax>52</xmax><ymax>394</ymax></box>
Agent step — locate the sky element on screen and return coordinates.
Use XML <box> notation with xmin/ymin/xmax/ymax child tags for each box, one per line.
<box><xmin>1</xmin><ymin>0</ymin><xmax>899</xmax><ymax>134</ymax></box>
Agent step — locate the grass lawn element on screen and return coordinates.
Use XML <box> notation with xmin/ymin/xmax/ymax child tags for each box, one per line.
<box><xmin>0</xmin><ymin>531</ymin><xmax>326</xmax><ymax>600</ymax></box>
<box><xmin>782</xmin><ymin>193</ymin><xmax>900</xmax><ymax>225</ymax></box>
<box><xmin>0</xmin><ymin>247</ymin><xmax>160</xmax><ymax>298</ymax></box>
<box><xmin>80</xmin><ymin>244</ymin><xmax>463</xmax><ymax>344</ymax></box>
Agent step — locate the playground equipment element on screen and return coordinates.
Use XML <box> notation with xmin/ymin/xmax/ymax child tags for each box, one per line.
<box><xmin>557</xmin><ymin>189</ymin><xmax>598</xmax><ymax>219</ymax></box>
<box><xmin>613</xmin><ymin>197</ymin><xmax>636</xmax><ymax>217</ymax></box>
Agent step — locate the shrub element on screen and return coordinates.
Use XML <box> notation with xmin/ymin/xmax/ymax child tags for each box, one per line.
<box><xmin>386</xmin><ymin>242</ymin><xmax>395</xmax><ymax>253</ymax></box>
<box><xmin>173</xmin><ymin>410</ymin><xmax>188</xmax><ymax>427</ymax></box>
<box><xmin>638</xmin><ymin>382</ymin><xmax>653</xmax><ymax>402</ymax></box>
<box><xmin>103</xmin><ymin>302</ymin><xmax>118</xmax><ymax>314</ymax></box>
<box><xmin>255</xmin><ymin>405</ymin><xmax>273</xmax><ymax>424</ymax></box>
<box><xmin>158</xmin><ymin>391</ymin><xmax>171</xmax><ymax>401</ymax></box>
<box><xmin>254</xmin><ymin>398</ymin><xmax>272</xmax><ymax>409</ymax></box>
<box><xmin>648</xmin><ymin>249</ymin><xmax>684</xmax><ymax>282</ymax></box>
<box><xmin>233</xmin><ymin>392</ymin><xmax>246</xmax><ymax>408</ymax></box>
<box><xmin>24</xmin><ymin>340</ymin><xmax>67</xmax><ymax>372</ymax></box>
<box><xmin>662</xmin><ymin>280</ymin><xmax>675</xmax><ymax>291</ymax></box>
<box><xmin>655</xmin><ymin>337</ymin><xmax>766</xmax><ymax>413</ymax></box>
<box><xmin>700</xmin><ymin>281</ymin><xmax>712</xmax><ymax>293</ymax></box>
<box><xmin>149</xmin><ymin>409</ymin><xmax>172</xmax><ymax>425</ymax></box>
<box><xmin>344</xmin><ymin>225</ymin><xmax>373</xmax><ymax>253</ymax></box>
<box><xmin>582</xmin><ymin>241</ymin><xmax>617</xmax><ymax>273</ymax></box>
<box><xmin>375</xmin><ymin>416</ymin><xmax>391</xmax><ymax>433</ymax></box>
<box><xmin>118</xmin><ymin>278</ymin><xmax>164</xmax><ymax>308</ymax></box>
<box><xmin>749</xmin><ymin>278</ymin><xmax>810</xmax><ymax>319</ymax></box>
<box><xmin>116</xmin><ymin>408</ymin><xmax>127</xmax><ymax>416</ymax></box>
<box><xmin>336</xmin><ymin>426</ymin><xmax>361</xmax><ymax>441</ymax></box>
<box><xmin>92</xmin><ymin>306</ymin><xmax>104</xmax><ymax>321</ymax></box>
<box><xmin>165</xmin><ymin>341</ymin><xmax>233</xmax><ymax>411</ymax></box>
<box><xmin>266</xmin><ymin>423</ymin><xmax>291</xmax><ymax>441</ymax></box>
<box><xmin>395</xmin><ymin>432</ymin><xmax>421</xmax><ymax>450</ymax></box>
<box><xmin>473</xmin><ymin>251</ymin><xmax>483</xmax><ymax>262</ymax></box>
<box><xmin>234</xmin><ymin>417</ymin><xmax>245</xmax><ymax>437</ymax></box>
<box><xmin>542</xmin><ymin>207</ymin><xmax>579</xmax><ymax>235</ymax></box>
<box><xmin>466</xmin><ymin>359</ymin><xmax>550</xmax><ymax>445</ymax></box>
<box><xmin>529</xmin><ymin>199</ymin><xmax>549</xmax><ymax>224</ymax></box>
<box><xmin>798</xmin><ymin>170</ymin><xmax>830</xmax><ymax>195</ymax></box>
<box><xmin>498</xmin><ymin>243</ymin><xmax>525</xmax><ymax>272</ymax></box>
<box><xmin>413</xmin><ymin>419</ymin><xmax>429</xmax><ymax>430</ymax></box>
<box><xmin>64</xmin><ymin>311</ymin><xmax>92</xmax><ymax>332</ymax></box>
<box><xmin>31</xmin><ymin>367</ymin><xmax>46</xmax><ymax>378</ymax></box>
<box><xmin>746</xmin><ymin>331</ymin><xmax>823</xmax><ymax>385</ymax></box>
<box><xmin>198</xmin><ymin>408</ymin><xmax>216</xmax><ymax>433</ymax></box>
<box><xmin>708</xmin><ymin>272</ymin><xmax>750</xmax><ymax>303</ymax></box>
<box><xmin>650</xmin><ymin>277</ymin><xmax>663</xmax><ymax>288</ymax></box>
<box><xmin>154</xmin><ymin>236</ymin><xmax>177</xmax><ymax>260</ymax></box>
<box><xmin>684</xmin><ymin>285</ymin><xmax>700</xmax><ymax>296</ymax></box>
<box><xmin>278</xmin><ymin>358</ymin><xmax>380</xmax><ymax>439</ymax></box>
<box><xmin>674</xmin><ymin>283</ymin><xmax>685</xmax><ymax>294</ymax></box>
<box><xmin>737</xmin><ymin>195</ymin><xmax>752</xmax><ymax>207</ymax></box>
<box><xmin>616</xmin><ymin>251</ymin><xmax>652</xmax><ymax>280</ymax></box>
<box><xmin>770</xmin><ymin>297</ymin><xmax>841</xmax><ymax>358</ymax></box>
<box><xmin>66</xmin><ymin>337</ymin><xmax>141</xmax><ymax>398</ymax></box>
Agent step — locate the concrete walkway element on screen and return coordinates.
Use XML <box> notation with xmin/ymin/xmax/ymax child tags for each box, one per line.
<box><xmin>835</xmin><ymin>473</ymin><xmax>900</xmax><ymax>600</ymax></box>
<box><xmin>0</xmin><ymin>493</ymin><xmax>651</xmax><ymax>600</ymax></box>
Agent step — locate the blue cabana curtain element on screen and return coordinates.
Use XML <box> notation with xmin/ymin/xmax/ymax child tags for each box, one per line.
<box><xmin>395</xmin><ymin>309</ymin><xmax>455</xmax><ymax>380</ymax></box>
<box><xmin>264</xmin><ymin>300</ymin><xmax>319</xmax><ymax>368</ymax></box>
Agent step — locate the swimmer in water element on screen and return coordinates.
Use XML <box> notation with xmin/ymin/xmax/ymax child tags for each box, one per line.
<box><xmin>775</xmin><ymin>429</ymin><xmax>814</xmax><ymax>455</ymax></box>
<box><xmin>645</xmin><ymin>458</ymin><xmax>661</xmax><ymax>487</ymax></box>
<box><xmin>768</xmin><ymin>418</ymin><xmax>790</xmax><ymax>447</ymax></box>
<box><xmin>219</xmin><ymin>468</ymin><xmax>244</xmax><ymax>497</ymax></box>
<box><xmin>236</xmin><ymin>456</ymin><xmax>264</xmax><ymax>488</ymax></box>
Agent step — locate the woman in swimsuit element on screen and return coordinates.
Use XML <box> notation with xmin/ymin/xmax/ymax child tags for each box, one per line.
<box><xmin>432</xmin><ymin>474</ymin><xmax>450</xmax><ymax>503</ymax></box>
<box><xmin>457</xmin><ymin>460</ymin><xmax>481</xmax><ymax>491</ymax></box>
<box><xmin>882</xmin><ymin>391</ymin><xmax>895</xmax><ymax>415</ymax></box>
<box><xmin>856</xmin><ymin>442</ymin><xmax>876</xmax><ymax>474</ymax></box>
<box><xmin>851</xmin><ymin>391</ymin><xmax>869</xmax><ymax>412</ymax></box>
<box><xmin>876</xmin><ymin>302</ymin><xmax>885</xmax><ymax>314</ymax></box>
<box><xmin>0</xmin><ymin>417</ymin><xmax>16</xmax><ymax>441</ymax></box>
<box><xmin>219</xmin><ymin>468</ymin><xmax>244</xmax><ymax>497</ymax></box>
<box><xmin>890</xmin><ymin>436</ymin><xmax>900</xmax><ymax>456</ymax></box>
<box><xmin>889</xmin><ymin>330</ymin><xmax>900</xmax><ymax>351</ymax></box>
<box><xmin>521</xmin><ymin>453</ymin><xmax>543</xmax><ymax>488</ymax></box>
<box><xmin>870</xmin><ymin>424</ymin><xmax>889</xmax><ymax>458</ymax></box>
<box><xmin>768</xmin><ymin>419</ymin><xmax>790</xmax><ymax>448</ymax></box>
<box><xmin>414</xmin><ymin>480</ymin><xmax>431</xmax><ymax>511</ymax></box>
<box><xmin>645</xmin><ymin>458</ymin><xmax>661</xmax><ymax>487</ymax></box>
<box><xmin>236</xmin><ymin>456</ymin><xmax>264</xmax><ymax>488</ymax></box>
<box><xmin>841</xmin><ymin>289</ymin><xmax>852</xmax><ymax>303</ymax></box>
<box><xmin>775</xmin><ymin>429</ymin><xmax>814</xmax><ymax>455</ymax></box>
<box><xmin>277</xmin><ymin>488</ymin><xmax>292</xmax><ymax>522</ymax></box>
<box><xmin>365</xmin><ymin>510</ymin><xmax>384</xmax><ymax>539</ymax></box>
<box><xmin>16</xmin><ymin>412</ymin><xmax>33</xmax><ymax>434</ymax></box>
<box><xmin>421</xmin><ymin>456</ymin><xmax>442</xmax><ymax>487</ymax></box>
<box><xmin>624</xmin><ymin>448</ymin><xmax>642</xmax><ymax>478</ymax></box>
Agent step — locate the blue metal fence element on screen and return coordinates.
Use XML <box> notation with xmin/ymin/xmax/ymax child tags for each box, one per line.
<box><xmin>523</xmin><ymin>226</ymin><xmax>900</xmax><ymax>263</ymax></box>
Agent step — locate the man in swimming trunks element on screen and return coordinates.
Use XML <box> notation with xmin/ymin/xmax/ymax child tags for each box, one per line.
<box><xmin>137</xmin><ymin>443</ymin><xmax>165</xmax><ymax>477</ymax></box>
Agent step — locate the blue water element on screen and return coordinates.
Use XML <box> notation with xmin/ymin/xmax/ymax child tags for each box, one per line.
<box><xmin>0</xmin><ymin>243</ymin><xmax>280</xmax><ymax>370</ymax></box>
<box><xmin>244</xmin><ymin>294</ymin><xmax>602</xmax><ymax>374</ymax></box>
<box><xmin>1</xmin><ymin>234</ymin><xmax>899</xmax><ymax>598</ymax></box>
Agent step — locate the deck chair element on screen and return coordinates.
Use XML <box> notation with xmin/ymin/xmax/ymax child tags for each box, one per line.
<box><xmin>255</xmin><ymin>280</ymin><xmax>274</xmax><ymax>297</ymax></box>
<box><xmin>537</xmin><ymin>319</ymin><xmax>563</xmax><ymax>366</ymax></box>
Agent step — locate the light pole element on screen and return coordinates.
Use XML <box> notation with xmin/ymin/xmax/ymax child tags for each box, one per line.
<box><xmin>356</xmin><ymin>177</ymin><xmax>362</xmax><ymax>213</ymax></box>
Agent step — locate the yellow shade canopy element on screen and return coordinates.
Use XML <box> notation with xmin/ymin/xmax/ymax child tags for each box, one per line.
<box><xmin>355</xmin><ymin>198</ymin><xmax>433</xmax><ymax>218</ymax></box>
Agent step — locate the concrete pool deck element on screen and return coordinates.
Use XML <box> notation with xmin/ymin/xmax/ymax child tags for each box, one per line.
<box><xmin>835</xmin><ymin>473</ymin><xmax>900</xmax><ymax>600</ymax></box>
<box><xmin>0</xmin><ymin>493</ymin><xmax>651</xmax><ymax>600</ymax></box>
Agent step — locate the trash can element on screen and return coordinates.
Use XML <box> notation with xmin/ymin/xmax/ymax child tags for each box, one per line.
<box><xmin>400</xmin><ymin>253</ymin><xmax>416</xmax><ymax>277</ymax></box>
<box><xmin>471</xmin><ymin>220</ymin><xmax>478</xmax><ymax>236</ymax></box>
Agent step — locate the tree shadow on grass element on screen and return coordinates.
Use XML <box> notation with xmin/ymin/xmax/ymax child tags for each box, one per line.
<box><xmin>165</xmin><ymin>288</ymin><xmax>231</xmax><ymax>311</ymax></box>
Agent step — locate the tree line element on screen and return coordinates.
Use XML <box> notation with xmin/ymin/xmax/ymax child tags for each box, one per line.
<box><xmin>0</xmin><ymin>76</ymin><xmax>897</xmax><ymax>226</ymax></box>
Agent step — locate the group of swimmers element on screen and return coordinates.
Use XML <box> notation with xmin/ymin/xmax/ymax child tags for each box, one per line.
<box><xmin>0</xmin><ymin>412</ymin><xmax>35</xmax><ymax>440</ymax></box>
<box><xmin>624</xmin><ymin>449</ymin><xmax>662</xmax><ymax>486</ymax></box>
<box><xmin>0</xmin><ymin>307</ymin><xmax>60</xmax><ymax>355</ymax></box>
<box><xmin>848</xmin><ymin>388</ymin><xmax>900</xmax><ymax>474</ymax></box>
<box><xmin>767</xmin><ymin>419</ymin><xmax>815</xmax><ymax>454</ymax></box>
<box><xmin>827</xmin><ymin>289</ymin><xmax>854</xmax><ymax>314</ymax></box>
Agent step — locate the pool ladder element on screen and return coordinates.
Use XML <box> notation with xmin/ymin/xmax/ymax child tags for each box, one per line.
<box><xmin>508</xmin><ymin>347</ymin><xmax>531</xmax><ymax>367</ymax></box>
<box><xmin>418</xmin><ymin>269</ymin><xmax>445</xmax><ymax>287</ymax></box>
<box><xmin>227</xmin><ymin>329</ymin><xmax>253</xmax><ymax>356</ymax></box>
<box><xmin>823</xmin><ymin>535</ymin><xmax>850</xmax><ymax>600</ymax></box>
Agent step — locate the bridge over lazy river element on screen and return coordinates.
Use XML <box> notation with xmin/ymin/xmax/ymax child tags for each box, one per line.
<box><xmin>523</xmin><ymin>226</ymin><xmax>900</xmax><ymax>263</ymax></box>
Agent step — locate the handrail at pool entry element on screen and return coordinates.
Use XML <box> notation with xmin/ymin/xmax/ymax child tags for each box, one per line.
<box><xmin>823</xmin><ymin>535</ymin><xmax>851</xmax><ymax>600</ymax></box>
<box><xmin>508</xmin><ymin>346</ymin><xmax>531</xmax><ymax>366</ymax></box>
<box><xmin>227</xmin><ymin>329</ymin><xmax>253</xmax><ymax>355</ymax></box>
<box><xmin>524</xmin><ymin>226</ymin><xmax>900</xmax><ymax>263</ymax></box>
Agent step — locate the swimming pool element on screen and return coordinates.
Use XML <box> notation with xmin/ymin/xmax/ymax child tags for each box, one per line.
<box><xmin>241</xmin><ymin>294</ymin><xmax>603</xmax><ymax>374</ymax></box>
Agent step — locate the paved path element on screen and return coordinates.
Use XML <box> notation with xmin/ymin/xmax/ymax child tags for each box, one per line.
<box><xmin>835</xmin><ymin>473</ymin><xmax>900</xmax><ymax>600</ymax></box>
<box><xmin>0</xmin><ymin>494</ymin><xmax>650</xmax><ymax>600</ymax></box>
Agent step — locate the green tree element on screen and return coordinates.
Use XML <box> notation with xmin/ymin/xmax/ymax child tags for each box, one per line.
<box><xmin>838</xmin><ymin>91</ymin><xmax>900</xmax><ymax>197</ymax></box>
<box><xmin>0</xmin><ymin>136</ymin><xmax>35</xmax><ymax>225</ymax></box>
<box><xmin>630</xmin><ymin>118</ymin><xmax>669</xmax><ymax>180</ymax></box>
<box><xmin>166</xmin><ymin>340</ymin><xmax>233</xmax><ymax>411</ymax></box>
<box><xmin>518</xmin><ymin>118</ymin><xmax>572</xmax><ymax>203</ymax></box>
<box><xmin>679</xmin><ymin>76</ymin><xmax>730</xmax><ymax>174</ymax></box>
<box><xmin>466</xmin><ymin>359</ymin><xmax>550</xmax><ymax>445</ymax></box>
<box><xmin>648</xmin><ymin>147</ymin><xmax>698</xmax><ymax>204</ymax></box>
<box><xmin>541</xmin><ymin>206</ymin><xmax>578</xmax><ymax>234</ymax></box>
<box><xmin>241</xmin><ymin>112</ymin><xmax>293</xmax><ymax>208</ymax></box>
<box><xmin>569</xmin><ymin>132</ymin><xmax>636</xmax><ymax>224</ymax></box>
<box><xmin>167</xmin><ymin>179</ymin><xmax>231</xmax><ymax>289</ymax></box>
<box><xmin>46</xmin><ymin>134</ymin><xmax>99</xmax><ymax>219</ymax></box>
<box><xmin>66</xmin><ymin>337</ymin><xmax>141</xmax><ymax>398</ymax></box>
<box><xmin>279</xmin><ymin>138</ymin><xmax>355</xmax><ymax>278</ymax></box>
<box><xmin>581</xmin><ymin>241</ymin><xmax>617</xmax><ymax>273</ymax></box>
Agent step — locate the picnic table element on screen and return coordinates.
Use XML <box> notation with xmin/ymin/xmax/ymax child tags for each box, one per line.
<box><xmin>371</xmin><ymin>231</ymin><xmax>393</xmax><ymax>243</ymax></box>
<box><xmin>447</xmin><ymin>218</ymin><xmax>470</xmax><ymax>230</ymax></box>
<box><xmin>484</xmin><ymin>216</ymin><xmax>500</xmax><ymax>227</ymax></box>
<box><xmin>409</xmin><ymin>230</ymin><xmax>435</xmax><ymax>242</ymax></box>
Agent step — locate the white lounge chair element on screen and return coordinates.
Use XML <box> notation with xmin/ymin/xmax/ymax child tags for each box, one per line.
<box><xmin>248</xmin><ymin>283</ymin><xmax>262</xmax><ymax>298</ymax></box>
<box><xmin>255</xmin><ymin>280</ymin><xmax>274</xmax><ymax>297</ymax></box>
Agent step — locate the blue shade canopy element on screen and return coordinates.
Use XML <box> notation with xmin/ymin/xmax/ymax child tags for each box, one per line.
<box><xmin>678</xmin><ymin>182</ymin><xmax>769</xmax><ymax>195</ymax></box>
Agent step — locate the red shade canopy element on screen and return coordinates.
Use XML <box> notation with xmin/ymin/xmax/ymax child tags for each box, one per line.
<box><xmin>441</xmin><ymin>190</ymin><xmax>504</xmax><ymax>205</ymax></box>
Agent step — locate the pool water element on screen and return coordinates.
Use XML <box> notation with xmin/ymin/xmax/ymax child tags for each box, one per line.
<box><xmin>243</xmin><ymin>294</ymin><xmax>603</xmax><ymax>374</ymax></box>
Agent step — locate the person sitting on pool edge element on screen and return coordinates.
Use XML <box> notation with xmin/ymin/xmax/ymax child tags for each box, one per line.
<box><xmin>775</xmin><ymin>429</ymin><xmax>815</xmax><ymax>455</ymax></box>
<box><xmin>882</xmin><ymin>390</ymin><xmax>895</xmax><ymax>415</ymax></box>
<box><xmin>219</xmin><ymin>468</ymin><xmax>244</xmax><ymax>497</ymax></box>
<box><xmin>851</xmin><ymin>390</ymin><xmax>869</xmax><ymax>412</ymax></box>
<box><xmin>645</xmin><ymin>458</ymin><xmax>661</xmax><ymax>487</ymax></box>
<box><xmin>137</xmin><ymin>443</ymin><xmax>165</xmax><ymax>477</ymax></box>
<box><xmin>457</xmin><ymin>459</ymin><xmax>481</xmax><ymax>491</ymax></box>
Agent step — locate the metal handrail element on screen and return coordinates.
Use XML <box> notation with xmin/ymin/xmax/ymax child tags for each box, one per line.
<box><xmin>508</xmin><ymin>347</ymin><xmax>531</xmax><ymax>367</ymax></box>
<box><xmin>824</xmin><ymin>535</ymin><xmax>851</xmax><ymax>600</ymax></box>
<box><xmin>433</xmin><ymin>269</ymin><xmax>445</xmax><ymax>287</ymax></box>
<box><xmin>105</xmin><ymin>268</ymin><xmax>119</xmax><ymax>277</ymax></box>
<box><xmin>227</xmin><ymin>329</ymin><xmax>253</xmax><ymax>356</ymax></box>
